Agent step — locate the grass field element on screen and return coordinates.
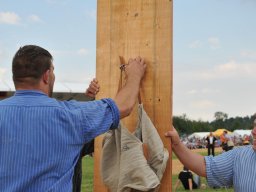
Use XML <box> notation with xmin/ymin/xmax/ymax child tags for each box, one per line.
<box><xmin>81</xmin><ymin>147</ymin><xmax>233</xmax><ymax>192</ymax></box>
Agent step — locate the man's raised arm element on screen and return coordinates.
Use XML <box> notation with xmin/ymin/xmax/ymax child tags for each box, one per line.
<box><xmin>114</xmin><ymin>56</ymin><xmax>146</xmax><ymax>119</ymax></box>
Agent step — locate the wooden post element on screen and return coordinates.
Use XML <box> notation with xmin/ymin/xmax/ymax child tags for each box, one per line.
<box><xmin>94</xmin><ymin>0</ymin><xmax>173</xmax><ymax>191</ymax></box>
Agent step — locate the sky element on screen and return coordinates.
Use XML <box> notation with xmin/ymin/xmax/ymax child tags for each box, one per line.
<box><xmin>0</xmin><ymin>0</ymin><xmax>256</xmax><ymax>121</ymax></box>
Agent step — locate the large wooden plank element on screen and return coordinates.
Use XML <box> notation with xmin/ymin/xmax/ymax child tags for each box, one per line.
<box><xmin>93</xmin><ymin>1</ymin><xmax>111</xmax><ymax>191</ymax></box>
<box><xmin>94</xmin><ymin>0</ymin><xmax>173</xmax><ymax>191</ymax></box>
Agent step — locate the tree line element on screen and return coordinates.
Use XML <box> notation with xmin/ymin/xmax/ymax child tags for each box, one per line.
<box><xmin>173</xmin><ymin>111</ymin><xmax>256</xmax><ymax>135</ymax></box>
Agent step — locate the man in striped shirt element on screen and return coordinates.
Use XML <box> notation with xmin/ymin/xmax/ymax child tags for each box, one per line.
<box><xmin>165</xmin><ymin>120</ymin><xmax>256</xmax><ymax>192</ymax></box>
<box><xmin>0</xmin><ymin>45</ymin><xmax>146</xmax><ymax>191</ymax></box>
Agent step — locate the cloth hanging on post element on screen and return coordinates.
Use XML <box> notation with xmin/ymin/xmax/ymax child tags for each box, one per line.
<box><xmin>101</xmin><ymin>104</ymin><xmax>169</xmax><ymax>192</ymax></box>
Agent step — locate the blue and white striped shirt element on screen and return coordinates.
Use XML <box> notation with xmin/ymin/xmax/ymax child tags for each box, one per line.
<box><xmin>205</xmin><ymin>146</ymin><xmax>256</xmax><ymax>192</ymax></box>
<box><xmin>0</xmin><ymin>90</ymin><xmax>119</xmax><ymax>191</ymax></box>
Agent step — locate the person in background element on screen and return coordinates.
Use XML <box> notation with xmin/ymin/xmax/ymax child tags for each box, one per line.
<box><xmin>72</xmin><ymin>139</ymin><xmax>94</xmax><ymax>192</ymax></box>
<box><xmin>220</xmin><ymin>130</ymin><xmax>228</xmax><ymax>152</ymax></box>
<box><xmin>243</xmin><ymin>134</ymin><xmax>250</xmax><ymax>145</ymax></box>
<box><xmin>0</xmin><ymin>45</ymin><xmax>146</xmax><ymax>191</ymax></box>
<box><xmin>223</xmin><ymin>131</ymin><xmax>234</xmax><ymax>151</ymax></box>
<box><xmin>173</xmin><ymin>166</ymin><xmax>199</xmax><ymax>191</ymax></box>
<box><xmin>165</xmin><ymin>118</ymin><xmax>256</xmax><ymax>191</ymax></box>
<box><xmin>205</xmin><ymin>132</ymin><xmax>217</xmax><ymax>156</ymax></box>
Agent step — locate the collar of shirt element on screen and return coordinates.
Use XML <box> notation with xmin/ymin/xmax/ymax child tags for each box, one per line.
<box><xmin>15</xmin><ymin>90</ymin><xmax>47</xmax><ymax>97</ymax></box>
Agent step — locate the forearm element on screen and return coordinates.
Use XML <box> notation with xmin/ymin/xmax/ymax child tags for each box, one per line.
<box><xmin>188</xmin><ymin>179</ymin><xmax>193</xmax><ymax>190</ymax></box>
<box><xmin>172</xmin><ymin>142</ymin><xmax>206</xmax><ymax>177</ymax></box>
<box><xmin>173</xmin><ymin>180</ymin><xmax>180</xmax><ymax>192</ymax></box>
<box><xmin>114</xmin><ymin>76</ymin><xmax>141</xmax><ymax>118</ymax></box>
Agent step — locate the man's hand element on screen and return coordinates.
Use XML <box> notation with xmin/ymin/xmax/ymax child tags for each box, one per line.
<box><xmin>125</xmin><ymin>56</ymin><xmax>146</xmax><ymax>82</ymax></box>
<box><xmin>165</xmin><ymin>127</ymin><xmax>181</xmax><ymax>147</ymax></box>
<box><xmin>85</xmin><ymin>78</ymin><xmax>100</xmax><ymax>99</ymax></box>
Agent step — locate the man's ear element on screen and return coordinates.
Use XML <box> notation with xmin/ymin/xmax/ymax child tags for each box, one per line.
<box><xmin>42</xmin><ymin>70</ymin><xmax>50</xmax><ymax>84</ymax></box>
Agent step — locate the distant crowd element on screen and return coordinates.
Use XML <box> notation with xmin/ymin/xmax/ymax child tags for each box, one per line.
<box><xmin>181</xmin><ymin>133</ymin><xmax>252</xmax><ymax>150</ymax></box>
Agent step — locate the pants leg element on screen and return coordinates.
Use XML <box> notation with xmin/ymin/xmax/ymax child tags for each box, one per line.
<box><xmin>72</xmin><ymin>140</ymin><xmax>94</xmax><ymax>192</ymax></box>
<box><xmin>207</xmin><ymin>146</ymin><xmax>210</xmax><ymax>156</ymax></box>
<box><xmin>193</xmin><ymin>174</ymin><xmax>201</xmax><ymax>189</ymax></box>
<box><xmin>72</xmin><ymin>156</ymin><xmax>82</xmax><ymax>192</ymax></box>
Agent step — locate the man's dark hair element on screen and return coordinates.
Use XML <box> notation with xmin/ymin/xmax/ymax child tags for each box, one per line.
<box><xmin>12</xmin><ymin>45</ymin><xmax>53</xmax><ymax>85</ymax></box>
<box><xmin>183</xmin><ymin>166</ymin><xmax>189</xmax><ymax>171</ymax></box>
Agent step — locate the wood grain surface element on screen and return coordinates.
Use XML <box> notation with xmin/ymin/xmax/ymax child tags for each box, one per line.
<box><xmin>94</xmin><ymin>0</ymin><xmax>173</xmax><ymax>191</ymax></box>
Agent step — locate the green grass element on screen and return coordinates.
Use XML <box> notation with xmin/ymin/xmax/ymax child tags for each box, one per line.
<box><xmin>81</xmin><ymin>151</ymin><xmax>233</xmax><ymax>192</ymax></box>
<box><xmin>172</xmin><ymin>175</ymin><xmax>233</xmax><ymax>192</ymax></box>
<box><xmin>81</xmin><ymin>156</ymin><xmax>94</xmax><ymax>191</ymax></box>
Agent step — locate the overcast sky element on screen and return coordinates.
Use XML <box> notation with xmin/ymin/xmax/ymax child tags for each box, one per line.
<box><xmin>0</xmin><ymin>0</ymin><xmax>256</xmax><ymax>121</ymax></box>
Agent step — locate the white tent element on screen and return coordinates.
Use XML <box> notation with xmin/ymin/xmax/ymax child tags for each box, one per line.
<box><xmin>0</xmin><ymin>78</ymin><xmax>90</xmax><ymax>101</ymax></box>
<box><xmin>0</xmin><ymin>79</ymin><xmax>14</xmax><ymax>91</ymax></box>
<box><xmin>233</xmin><ymin>130</ymin><xmax>252</xmax><ymax>137</ymax></box>
<box><xmin>188</xmin><ymin>132</ymin><xmax>210</xmax><ymax>140</ymax></box>
<box><xmin>0</xmin><ymin>79</ymin><xmax>89</xmax><ymax>93</ymax></box>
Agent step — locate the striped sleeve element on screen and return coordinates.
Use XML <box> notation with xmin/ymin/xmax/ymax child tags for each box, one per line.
<box><xmin>78</xmin><ymin>98</ymin><xmax>120</xmax><ymax>143</ymax></box>
<box><xmin>205</xmin><ymin>149</ymin><xmax>236</xmax><ymax>188</ymax></box>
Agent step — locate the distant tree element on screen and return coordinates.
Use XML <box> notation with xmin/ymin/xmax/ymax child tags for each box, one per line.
<box><xmin>214</xmin><ymin>111</ymin><xmax>228</xmax><ymax>121</ymax></box>
<box><xmin>181</xmin><ymin>113</ymin><xmax>188</xmax><ymax>121</ymax></box>
<box><xmin>232</xmin><ymin>119</ymin><xmax>242</xmax><ymax>131</ymax></box>
<box><xmin>173</xmin><ymin>114</ymin><xmax>190</xmax><ymax>134</ymax></box>
<box><xmin>211</xmin><ymin>111</ymin><xmax>227</xmax><ymax>130</ymax></box>
<box><xmin>173</xmin><ymin>114</ymin><xmax>211</xmax><ymax>134</ymax></box>
<box><xmin>173</xmin><ymin>113</ymin><xmax>254</xmax><ymax>135</ymax></box>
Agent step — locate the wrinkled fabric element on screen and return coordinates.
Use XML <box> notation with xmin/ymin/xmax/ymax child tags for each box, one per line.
<box><xmin>101</xmin><ymin>104</ymin><xmax>169</xmax><ymax>192</ymax></box>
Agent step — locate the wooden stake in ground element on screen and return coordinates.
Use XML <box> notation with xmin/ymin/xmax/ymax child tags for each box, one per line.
<box><xmin>94</xmin><ymin>0</ymin><xmax>173</xmax><ymax>191</ymax></box>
